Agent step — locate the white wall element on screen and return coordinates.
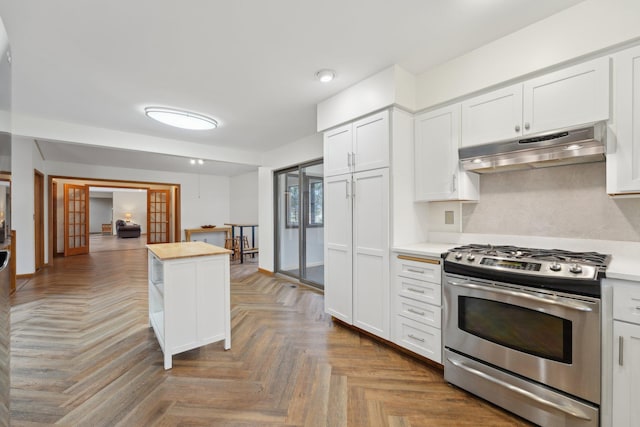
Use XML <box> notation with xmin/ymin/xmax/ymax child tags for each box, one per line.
<box><xmin>113</xmin><ymin>191</ymin><xmax>146</xmax><ymax>233</ymax></box>
<box><xmin>415</xmin><ymin>0</ymin><xmax>640</xmax><ymax>111</ymax></box>
<box><xmin>229</xmin><ymin>171</ymin><xmax>258</xmax><ymax>224</ymax></box>
<box><xmin>11</xmin><ymin>136</ymin><xmax>35</xmax><ymax>275</ymax></box>
<box><xmin>89</xmin><ymin>196</ymin><xmax>112</xmax><ymax>233</ymax></box>
<box><xmin>258</xmin><ymin>133</ymin><xmax>323</xmax><ymax>272</ymax></box>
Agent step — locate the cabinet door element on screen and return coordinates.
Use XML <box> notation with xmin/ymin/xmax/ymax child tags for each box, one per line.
<box><xmin>353</xmin><ymin>110</ymin><xmax>389</xmax><ymax>172</ymax></box>
<box><xmin>415</xmin><ymin>105</ymin><xmax>479</xmax><ymax>202</ymax></box>
<box><xmin>352</xmin><ymin>168</ymin><xmax>389</xmax><ymax>339</ymax></box>
<box><xmin>196</xmin><ymin>257</ymin><xmax>228</xmax><ymax>343</ymax></box>
<box><xmin>324</xmin><ymin>174</ymin><xmax>353</xmax><ymax>323</ymax></box>
<box><xmin>609</xmin><ymin>45</ymin><xmax>640</xmax><ymax>194</ymax></box>
<box><xmin>460</xmin><ymin>83</ymin><xmax>523</xmax><ymax>147</ymax></box>
<box><xmin>612</xmin><ymin>321</ymin><xmax>640</xmax><ymax>427</ymax></box>
<box><xmin>324</xmin><ymin>123</ymin><xmax>352</xmax><ymax>177</ymax></box>
<box><xmin>523</xmin><ymin>56</ymin><xmax>610</xmax><ymax>135</ymax></box>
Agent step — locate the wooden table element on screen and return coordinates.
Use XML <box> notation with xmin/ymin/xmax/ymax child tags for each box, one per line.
<box><xmin>224</xmin><ymin>223</ymin><xmax>258</xmax><ymax>264</ymax></box>
<box><xmin>184</xmin><ymin>226</ymin><xmax>232</xmax><ymax>243</ymax></box>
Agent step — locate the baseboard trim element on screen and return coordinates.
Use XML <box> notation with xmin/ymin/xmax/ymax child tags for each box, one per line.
<box><xmin>16</xmin><ymin>273</ymin><xmax>34</xmax><ymax>280</ymax></box>
<box><xmin>258</xmin><ymin>268</ymin><xmax>274</xmax><ymax>276</ymax></box>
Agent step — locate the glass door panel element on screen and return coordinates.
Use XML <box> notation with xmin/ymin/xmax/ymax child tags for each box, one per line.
<box><xmin>276</xmin><ymin>170</ymin><xmax>300</xmax><ymax>278</ymax></box>
<box><xmin>301</xmin><ymin>164</ymin><xmax>324</xmax><ymax>287</ymax></box>
<box><xmin>275</xmin><ymin>160</ymin><xmax>324</xmax><ymax>288</ymax></box>
<box><xmin>64</xmin><ymin>184</ymin><xmax>89</xmax><ymax>256</ymax></box>
<box><xmin>148</xmin><ymin>189</ymin><xmax>170</xmax><ymax>244</ymax></box>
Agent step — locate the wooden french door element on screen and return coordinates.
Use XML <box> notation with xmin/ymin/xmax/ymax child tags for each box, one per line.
<box><xmin>147</xmin><ymin>189</ymin><xmax>170</xmax><ymax>244</ymax></box>
<box><xmin>63</xmin><ymin>183</ymin><xmax>89</xmax><ymax>256</ymax></box>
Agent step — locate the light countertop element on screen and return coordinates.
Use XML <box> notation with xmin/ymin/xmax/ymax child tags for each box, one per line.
<box><xmin>147</xmin><ymin>241</ymin><xmax>231</xmax><ymax>260</ymax></box>
<box><xmin>393</xmin><ymin>235</ymin><xmax>640</xmax><ymax>283</ymax></box>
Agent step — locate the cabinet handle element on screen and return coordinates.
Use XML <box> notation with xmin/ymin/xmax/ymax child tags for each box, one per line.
<box><xmin>515</xmin><ymin>124</ymin><xmax>521</xmax><ymax>132</ymax></box>
<box><xmin>408</xmin><ymin>308</ymin><xmax>426</xmax><ymax>316</ymax></box>
<box><xmin>524</xmin><ymin>122</ymin><xmax>530</xmax><ymax>130</ymax></box>
<box><xmin>619</xmin><ymin>336</ymin><xmax>624</xmax><ymax>366</ymax></box>
<box><xmin>351</xmin><ymin>152</ymin><xmax>355</xmax><ymax>169</ymax></box>
<box><xmin>347</xmin><ymin>152</ymin><xmax>351</xmax><ymax>168</ymax></box>
<box><xmin>451</xmin><ymin>174</ymin><xmax>457</xmax><ymax>192</ymax></box>
<box><xmin>408</xmin><ymin>334</ymin><xmax>425</xmax><ymax>343</ymax></box>
<box><xmin>407</xmin><ymin>268</ymin><xmax>423</xmax><ymax>273</ymax></box>
<box><xmin>345</xmin><ymin>181</ymin><xmax>350</xmax><ymax>199</ymax></box>
<box><xmin>407</xmin><ymin>287</ymin><xmax>425</xmax><ymax>294</ymax></box>
<box><xmin>352</xmin><ymin>180</ymin><xmax>356</xmax><ymax>199</ymax></box>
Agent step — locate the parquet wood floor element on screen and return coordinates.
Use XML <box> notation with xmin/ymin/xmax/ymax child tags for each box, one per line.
<box><xmin>9</xmin><ymin>248</ymin><xmax>531</xmax><ymax>426</ymax></box>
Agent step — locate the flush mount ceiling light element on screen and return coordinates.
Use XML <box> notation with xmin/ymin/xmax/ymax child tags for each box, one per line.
<box><xmin>144</xmin><ymin>107</ymin><xmax>218</xmax><ymax>130</ymax></box>
<box><xmin>315</xmin><ymin>69</ymin><xmax>336</xmax><ymax>83</ymax></box>
<box><xmin>190</xmin><ymin>159</ymin><xmax>204</xmax><ymax>165</ymax></box>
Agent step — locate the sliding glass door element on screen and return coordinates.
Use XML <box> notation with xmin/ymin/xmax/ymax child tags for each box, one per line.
<box><xmin>275</xmin><ymin>160</ymin><xmax>324</xmax><ymax>288</ymax></box>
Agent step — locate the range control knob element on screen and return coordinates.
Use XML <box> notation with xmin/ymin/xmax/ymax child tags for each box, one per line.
<box><xmin>569</xmin><ymin>263</ymin><xmax>583</xmax><ymax>274</ymax></box>
<box><xmin>454</xmin><ymin>252</ymin><xmax>463</xmax><ymax>260</ymax></box>
<box><xmin>466</xmin><ymin>254</ymin><xmax>476</xmax><ymax>262</ymax></box>
<box><xmin>549</xmin><ymin>262</ymin><xmax>562</xmax><ymax>272</ymax></box>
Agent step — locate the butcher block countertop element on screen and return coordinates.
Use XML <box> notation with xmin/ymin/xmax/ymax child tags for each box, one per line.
<box><xmin>147</xmin><ymin>241</ymin><xmax>231</xmax><ymax>260</ymax></box>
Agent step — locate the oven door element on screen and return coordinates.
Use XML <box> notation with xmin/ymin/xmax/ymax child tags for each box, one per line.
<box><xmin>443</xmin><ymin>274</ymin><xmax>601</xmax><ymax>404</ymax></box>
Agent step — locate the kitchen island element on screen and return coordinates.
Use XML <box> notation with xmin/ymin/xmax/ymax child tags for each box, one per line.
<box><xmin>147</xmin><ymin>242</ymin><xmax>232</xmax><ymax>369</ymax></box>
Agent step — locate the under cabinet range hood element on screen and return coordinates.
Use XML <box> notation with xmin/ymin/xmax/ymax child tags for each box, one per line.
<box><xmin>459</xmin><ymin>124</ymin><xmax>606</xmax><ymax>173</ymax></box>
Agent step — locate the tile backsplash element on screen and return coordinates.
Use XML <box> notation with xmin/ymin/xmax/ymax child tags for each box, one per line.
<box><xmin>430</xmin><ymin>162</ymin><xmax>640</xmax><ymax>242</ymax></box>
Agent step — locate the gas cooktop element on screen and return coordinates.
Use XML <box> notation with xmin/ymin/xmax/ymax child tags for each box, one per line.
<box><xmin>443</xmin><ymin>244</ymin><xmax>611</xmax><ymax>297</ymax></box>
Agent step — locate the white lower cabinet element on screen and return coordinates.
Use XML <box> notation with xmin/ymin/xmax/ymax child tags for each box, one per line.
<box><xmin>611</xmin><ymin>281</ymin><xmax>640</xmax><ymax>426</ymax></box>
<box><xmin>324</xmin><ymin>168</ymin><xmax>390</xmax><ymax>339</ymax></box>
<box><xmin>392</xmin><ymin>254</ymin><xmax>442</xmax><ymax>363</ymax></box>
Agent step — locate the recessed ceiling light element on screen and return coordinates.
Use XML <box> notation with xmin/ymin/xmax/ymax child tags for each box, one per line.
<box><xmin>315</xmin><ymin>69</ymin><xmax>336</xmax><ymax>83</ymax></box>
<box><xmin>190</xmin><ymin>159</ymin><xmax>205</xmax><ymax>165</ymax></box>
<box><xmin>145</xmin><ymin>107</ymin><xmax>218</xmax><ymax>130</ymax></box>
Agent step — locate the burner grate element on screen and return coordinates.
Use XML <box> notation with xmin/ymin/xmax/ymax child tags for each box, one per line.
<box><xmin>449</xmin><ymin>244</ymin><xmax>611</xmax><ymax>267</ymax></box>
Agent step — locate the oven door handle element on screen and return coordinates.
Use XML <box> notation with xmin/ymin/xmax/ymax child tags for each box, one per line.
<box><xmin>448</xmin><ymin>281</ymin><xmax>593</xmax><ymax>312</ymax></box>
<box><xmin>447</xmin><ymin>356</ymin><xmax>592</xmax><ymax>421</ymax></box>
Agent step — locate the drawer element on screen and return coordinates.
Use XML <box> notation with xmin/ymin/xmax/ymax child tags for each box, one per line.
<box><xmin>613</xmin><ymin>284</ymin><xmax>640</xmax><ymax>325</ymax></box>
<box><xmin>395</xmin><ymin>316</ymin><xmax>442</xmax><ymax>363</ymax></box>
<box><xmin>396</xmin><ymin>296</ymin><xmax>441</xmax><ymax>328</ymax></box>
<box><xmin>395</xmin><ymin>255</ymin><xmax>441</xmax><ymax>283</ymax></box>
<box><xmin>395</xmin><ymin>275</ymin><xmax>441</xmax><ymax>306</ymax></box>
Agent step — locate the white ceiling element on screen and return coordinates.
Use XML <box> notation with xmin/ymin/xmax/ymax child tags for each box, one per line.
<box><xmin>0</xmin><ymin>0</ymin><xmax>585</xmax><ymax>176</ymax></box>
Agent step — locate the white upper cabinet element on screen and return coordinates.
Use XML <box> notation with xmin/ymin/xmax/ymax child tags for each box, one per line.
<box><xmin>608</xmin><ymin>44</ymin><xmax>640</xmax><ymax>195</ymax></box>
<box><xmin>461</xmin><ymin>57</ymin><xmax>610</xmax><ymax>148</ymax></box>
<box><xmin>324</xmin><ymin>110</ymin><xmax>389</xmax><ymax>177</ymax></box>
<box><xmin>523</xmin><ymin>56</ymin><xmax>610</xmax><ymax>135</ymax></box>
<box><xmin>461</xmin><ymin>84</ymin><xmax>523</xmax><ymax>148</ymax></box>
<box><xmin>415</xmin><ymin>104</ymin><xmax>479</xmax><ymax>202</ymax></box>
<box><xmin>324</xmin><ymin>123</ymin><xmax>352</xmax><ymax>177</ymax></box>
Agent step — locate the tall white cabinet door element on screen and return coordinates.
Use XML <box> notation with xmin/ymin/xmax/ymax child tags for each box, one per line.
<box><xmin>324</xmin><ymin>174</ymin><xmax>353</xmax><ymax>324</ymax></box>
<box><xmin>460</xmin><ymin>83</ymin><xmax>523</xmax><ymax>147</ymax></box>
<box><xmin>324</xmin><ymin>124</ymin><xmax>352</xmax><ymax>177</ymax></box>
<box><xmin>609</xmin><ymin>45</ymin><xmax>640</xmax><ymax>194</ymax></box>
<box><xmin>523</xmin><ymin>56</ymin><xmax>610</xmax><ymax>135</ymax></box>
<box><xmin>612</xmin><ymin>321</ymin><xmax>640</xmax><ymax>427</ymax></box>
<box><xmin>352</xmin><ymin>168</ymin><xmax>389</xmax><ymax>339</ymax></box>
<box><xmin>353</xmin><ymin>110</ymin><xmax>389</xmax><ymax>172</ymax></box>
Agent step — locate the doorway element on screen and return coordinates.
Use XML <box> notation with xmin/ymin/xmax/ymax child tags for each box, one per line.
<box><xmin>274</xmin><ymin>160</ymin><xmax>324</xmax><ymax>288</ymax></box>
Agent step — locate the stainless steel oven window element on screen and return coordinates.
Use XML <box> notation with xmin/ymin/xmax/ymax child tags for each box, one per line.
<box><xmin>458</xmin><ymin>296</ymin><xmax>572</xmax><ymax>363</ymax></box>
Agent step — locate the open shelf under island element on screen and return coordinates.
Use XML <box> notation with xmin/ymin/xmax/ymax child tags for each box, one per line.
<box><xmin>147</xmin><ymin>241</ymin><xmax>232</xmax><ymax>369</ymax></box>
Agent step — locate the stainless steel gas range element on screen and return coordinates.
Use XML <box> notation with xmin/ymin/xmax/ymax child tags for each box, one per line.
<box><xmin>442</xmin><ymin>244</ymin><xmax>610</xmax><ymax>427</ymax></box>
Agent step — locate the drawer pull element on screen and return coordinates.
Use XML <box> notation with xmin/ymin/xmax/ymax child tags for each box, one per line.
<box><xmin>407</xmin><ymin>268</ymin><xmax>423</xmax><ymax>274</ymax></box>
<box><xmin>407</xmin><ymin>287</ymin><xmax>425</xmax><ymax>294</ymax></box>
<box><xmin>408</xmin><ymin>308</ymin><xmax>426</xmax><ymax>316</ymax></box>
<box><xmin>408</xmin><ymin>334</ymin><xmax>425</xmax><ymax>343</ymax></box>
<box><xmin>619</xmin><ymin>336</ymin><xmax>624</xmax><ymax>366</ymax></box>
<box><xmin>397</xmin><ymin>255</ymin><xmax>440</xmax><ymax>265</ymax></box>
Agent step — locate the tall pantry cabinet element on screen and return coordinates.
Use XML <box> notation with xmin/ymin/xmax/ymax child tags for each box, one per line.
<box><xmin>324</xmin><ymin>110</ymin><xmax>390</xmax><ymax>339</ymax></box>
